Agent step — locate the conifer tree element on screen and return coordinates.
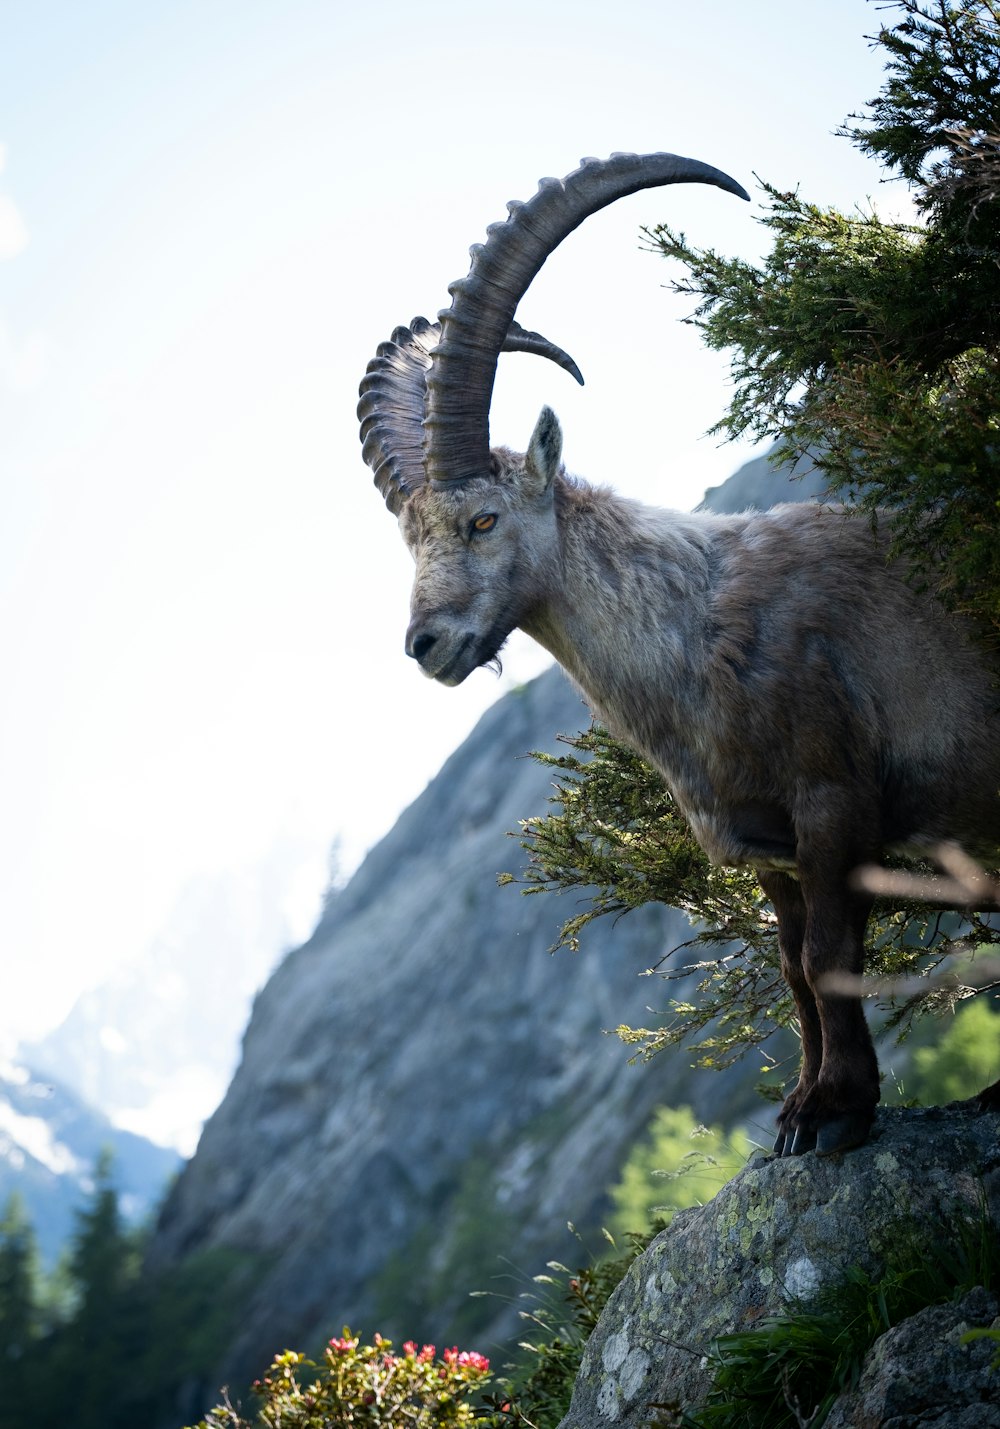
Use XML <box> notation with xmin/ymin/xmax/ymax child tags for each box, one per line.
<box><xmin>654</xmin><ymin>0</ymin><xmax>1000</xmax><ymax>625</ymax></box>
<box><xmin>69</xmin><ymin>1148</ymin><xmax>130</xmax><ymax>1342</ymax></box>
<box><xmin>0</xmin><ymin>1193</ymin><xmax>39</xmax><ymax>1424</ymax></box>
<box><xmin>36</xmin><ymin>1150</ymin><xmax>143</xmax><ymax>1429</ymax></box>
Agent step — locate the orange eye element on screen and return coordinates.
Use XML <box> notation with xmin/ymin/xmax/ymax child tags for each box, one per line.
<box><xmin>472</xmin><ymin>513</ymin><xmax>497</xmax><ymax>533</ymax></box>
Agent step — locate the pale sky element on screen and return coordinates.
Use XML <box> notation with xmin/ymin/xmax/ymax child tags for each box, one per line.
<box><xmin>1</xmin><ymin>1</ymin><xmax>905</xmax><ymax>1044</ymax></box>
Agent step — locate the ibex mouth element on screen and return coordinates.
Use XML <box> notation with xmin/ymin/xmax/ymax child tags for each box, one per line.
<box><xmin>415</xmin><ymin>634</ymin><xmax>476</xmax><ymax>686</ymax></box>
<box><xmin>424</xmin><ymin>632</ymin><xmax>508</xmax><ymax>686</ymax></box>
<box><xmin>438</xmin><ymin>640</ymin><xmax>476</xmax><ymax>685</ymax></box>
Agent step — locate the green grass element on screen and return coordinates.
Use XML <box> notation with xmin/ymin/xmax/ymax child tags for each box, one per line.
<box><xmin>679</xmin><ymin>1207</ymin><xmax>1000</xmax><ymax>1429</ymax></box>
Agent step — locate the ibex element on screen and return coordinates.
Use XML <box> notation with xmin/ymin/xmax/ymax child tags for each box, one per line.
<box><xmin>357</xmin><ymin>152</ymin><xmax>1000</xmax><ymax>1157</ymax></box>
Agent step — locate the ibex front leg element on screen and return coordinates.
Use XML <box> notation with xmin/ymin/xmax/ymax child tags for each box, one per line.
<box><xmin>762</xmin><ymin>857</ymin><xmax>879</xmax><ymax>1156</ymax></box>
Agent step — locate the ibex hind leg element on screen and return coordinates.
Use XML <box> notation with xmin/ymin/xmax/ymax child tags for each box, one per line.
<box><xmin>761</xmin><ymin>866</ymin><xmax>879</xmax><ymax>1156</ymax></box>
<box><xmin>758</xmin><ymin>871</ymin><xmax>822</xmax><ymax>1156</ymax></box>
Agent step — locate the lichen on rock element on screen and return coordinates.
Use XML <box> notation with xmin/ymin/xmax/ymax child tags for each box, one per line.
<box><xmin>558</xmin><ymin>1103</ymin><xmax>1000</xmax><ymax>1427</ymax></box>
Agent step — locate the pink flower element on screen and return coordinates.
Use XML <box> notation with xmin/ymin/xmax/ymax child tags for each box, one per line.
<box><xmin>439</xmin><ymin>1345</ymin><xmax>489</xmax><ymax>1374</ymax></box>
<box><xmin>418</xmin><ymin>1344</ymin><xmax>435</xmax><ymax>1362</ymax></box>
<box><xmin>458</xmin><ymin>1350</ymin><xmax>490</xmax><ymax>1372</ymax></box>
<box><xmin>402</xmin><ymin>1341</ymin><xmax>417</xmax><ymax>1356</ymax></box>
<box><xmin>329</xmin><ymin>1336</ymin><xmax>357</xmax><ymax>1353</ymax></box>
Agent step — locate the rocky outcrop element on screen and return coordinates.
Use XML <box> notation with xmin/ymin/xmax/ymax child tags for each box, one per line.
<box><xmin>826</xmin><ymin>1285</ymin><xmax>1000</xmax><ymax>1429</ymax></box>
<box><xmin>559</xmin><ymin>1102</ymin><xmax>1000</xmax><ymax>1427</ymax></box>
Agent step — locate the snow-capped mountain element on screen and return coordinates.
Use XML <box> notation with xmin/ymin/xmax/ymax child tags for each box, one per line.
<box><xmin>0</xmin><ymin>1054</ymin><xmax>180</xmax><ymax>1263</ymax></box>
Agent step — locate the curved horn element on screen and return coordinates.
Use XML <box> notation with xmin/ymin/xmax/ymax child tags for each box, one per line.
<box><xmin>504</xmin><ymin>320</ymin><xmax>584</xmax><ymax>385</ymax></box>
<box><xmin>358</xmin><ymin>317</ymin><xmax>438</xmax><ymax>516</ymax></box>
<box><xmin>358</xmin><ymin>318</ymin><xmax>583</xmax><ymax>514</ymax></box>
<box><xmin>426</xmin><ymin>151</ymin><xmax>750</xmax><ymax>488</ymax></box>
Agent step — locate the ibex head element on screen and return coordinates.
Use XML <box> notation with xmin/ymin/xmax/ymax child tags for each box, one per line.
<box><xmin>357</xmin><ymin>152</ymin><xmax>749</xmax><ymax>684</ymax></box>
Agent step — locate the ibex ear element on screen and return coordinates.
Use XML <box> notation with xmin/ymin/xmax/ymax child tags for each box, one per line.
<box><xmin>524</xmin><ymin>406</ymin><xmax>562</xmax><ymax>498</ymax></box>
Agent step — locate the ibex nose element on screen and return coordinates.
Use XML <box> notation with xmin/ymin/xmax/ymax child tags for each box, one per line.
<box><xmin>406</xmin><ymin>625</ymin><xmax>438</xmax><ymax>666</ymax></box>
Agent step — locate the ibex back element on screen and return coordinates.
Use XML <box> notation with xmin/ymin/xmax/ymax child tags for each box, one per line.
<box><xmin>358</xmin><ymin>152</ymin><xmax>1000</xmax><ymax>1157</ymax></box>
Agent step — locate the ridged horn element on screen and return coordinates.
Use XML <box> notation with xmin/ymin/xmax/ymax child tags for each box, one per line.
<box><xmin>358</xmin><ymin>318</ymin><xmax>438</xmax><ymax>515</ymax></box>
<box><xmin>358</xmin><ymin>318</ymin><xmax>583</xmax><ymax>514</ymax></box>
<box><xmin>425</xmin><ymin>151</ymin><xmax>750</xmax><ymax>488</ymax></box>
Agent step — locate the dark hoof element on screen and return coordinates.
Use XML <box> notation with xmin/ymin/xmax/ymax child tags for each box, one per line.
<box><xmin>977</xmin><ymin>1079</ymin><xmax>1000</xmax><ymax>1111</ymax></box>
<box><xmin>790</xmin><ymin>1124</ymin><xmax>818</xmax><ymax>1156</ymax></box>
<box><xmin>815</xmin><ymin>1114</ymin><xmax>872</xmax><ymax>1157</ymax></box>
<box><xmin>773</xmin><ymin>1123</ymin><xmax>817</xmax><ymax>1157</ymax></box>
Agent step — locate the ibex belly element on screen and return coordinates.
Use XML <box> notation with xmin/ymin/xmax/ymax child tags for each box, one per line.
<box><xmin>685</xmin><ymin>800</ymin><xmax>798</xmax><ymax>871</ymax></box>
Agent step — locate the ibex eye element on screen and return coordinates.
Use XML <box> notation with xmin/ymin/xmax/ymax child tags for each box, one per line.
<box><xmin>472</xmin><ymin>513</ymin><xmax>497</xmax><ymax>534</ymax></box>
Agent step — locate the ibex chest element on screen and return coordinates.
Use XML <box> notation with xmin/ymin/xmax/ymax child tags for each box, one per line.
<box><xmin>589</xmin><ymin>683</ymin><xmax>799</xmax><ymax>872</ymax></box>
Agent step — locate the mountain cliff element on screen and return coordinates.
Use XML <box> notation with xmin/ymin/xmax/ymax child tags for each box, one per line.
<box><xmin>146</xmin><ymin>450</ymin><xmax>824</xmax><ymax>1404</ymax></box>
<box><xmin>149</xmin><ymin>667</ymin><xmax>765</xmax><ymax>1396</ymax></box>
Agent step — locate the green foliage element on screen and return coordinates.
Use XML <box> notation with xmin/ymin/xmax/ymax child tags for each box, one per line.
<box><xmin>844</xmin><ymin>0</ymin><xmax>1000</xmax><ymax>212</ymax></box>
<box><xmin>506</xmin><ymin>725</ymin><xmax>1000</xmax><ymax>1073</ymax></box>
<box><xmin>52</xmin><ymin>1148</ymin><xmax>140</xmax><ymax>1425</ymax></box>
<box><xmin>653</xmin><ymin>192</ymin><xmax>1000</xmax><ymax>622</ymax></box>
<box><xmin>608</xmin><ymin>1106</ymin><xmax>753</xmax><ymax>1238</ymax></box>
<box><xmin>649</xmin><ymin>1</ymin><xmax>1000</xmax><ymax>628</ymax></box>
<box><xmin>911</xmin><ymin>991</ymin><xmax>1000</xmax><ymax>1101</ymax></box>
<box><xmin>481</xmin><ymin>1227</ymin><xmax>656</xmax><ymax>1429</ymax></box>
<box><xmin>678</xmin><ymin>1206</ymin><xmax>1000</xmax><ymax>1428</ymax></box>
<box><xmin>191</xmin><ymin>1233</ymin><xmax>653</xmax><ymax>1429</ymax></box>
<box><xmin>503</xmin><ymin>730</ymin><xmax>765</xmax><ymax>951</ymax></box>
<box><xmin>188</xmin><ymin>1332</ymin><xmax>492</xmax><ymax>1429</ymax></box>
<box><xmin>503</xmin><ymin>726</ymin><xmax>786</xmax><ymax>1072</ymax></box>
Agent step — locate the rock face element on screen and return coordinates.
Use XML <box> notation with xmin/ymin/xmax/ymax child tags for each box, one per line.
<box><xmin>559</xmin><ymin>1102</ymin><xmax>1000</xmax><ymax>1427</ymax></box>
<box><xmin>826</xmin><ymin>1286</ymin><xmax>1000</xmax><ymax>1429</ymax></box>
<box><xmin>147</xmin><ymin>667</ymin><xmax>762</xmax><ymax>1399</ymax></box>
<box><xmin>698</xmin><ymin>447</ymin><xmax>828</xmax><ymax>515</ymax></box>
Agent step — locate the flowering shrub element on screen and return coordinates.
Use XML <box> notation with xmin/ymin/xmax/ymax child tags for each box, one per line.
<box><xmin>187</xmin><ymin>1329</ymin><xmax>492</xmax><ymax>1428</ymax></box>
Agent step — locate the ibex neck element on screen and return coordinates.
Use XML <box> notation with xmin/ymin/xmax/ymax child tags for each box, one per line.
<box><xmin>522</xmin><ymin>480</ymin><xmax>716</xmax><ymax>747</ymax></box>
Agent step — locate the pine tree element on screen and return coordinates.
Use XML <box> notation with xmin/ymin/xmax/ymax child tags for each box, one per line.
<box><xmin>0</xmin><ymin>1193</ymin><xmax>39</xmax><ymax>1424</ymax></box>
<box><xmin>33</xmin><ymin>1150</ymin><xmax>144</xmax><ymax>1429</ymax></box>
<box><xmin>652</xmin><ymin>0</ymin><xmax>1000</xmax><ymax>625</ymax></box>
<box><xmin>69</xmin><ymin>1148</ymin><xmax>131</xmax><ymax>1349</ymax></box>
